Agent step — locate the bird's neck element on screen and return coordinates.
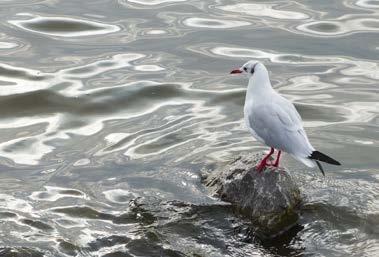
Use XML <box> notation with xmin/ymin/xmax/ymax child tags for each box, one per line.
<box><xmin>245</xmin><ymin>73</ymin><xmax>274</xmax><ymax>104</ymax></box>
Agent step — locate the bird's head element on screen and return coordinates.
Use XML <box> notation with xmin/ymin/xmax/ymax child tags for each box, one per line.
<box><xmin>230</xmin><ymin>60</ymin><xmax>265</xmax><ymax>79</ymax></box>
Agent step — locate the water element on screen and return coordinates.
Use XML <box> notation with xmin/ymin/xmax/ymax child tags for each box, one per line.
<box><xmin>0</xmin><ymin>0</ymin><xmax>378</xmax><ymax>256</ymax></box>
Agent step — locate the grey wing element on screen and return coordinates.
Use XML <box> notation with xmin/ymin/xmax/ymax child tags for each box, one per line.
<box><xmin>248</xmin><ymin>100</ymin><xmax>314</xmax><ymax>158</ymax></box>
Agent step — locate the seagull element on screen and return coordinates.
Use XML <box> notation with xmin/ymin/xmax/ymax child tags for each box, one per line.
<box><xmin>231</xmin><ymin>60</ymin><xmax>341</xmax><ymax>175</ymax></box>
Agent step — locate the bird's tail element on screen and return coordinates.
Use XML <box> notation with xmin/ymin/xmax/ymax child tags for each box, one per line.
<box><xmin>295</xmin><ymin>156</ymin><xmax>325</xmax><ymax>176</ymax></box>
<box><xmin>295</xmin><ymin>156</ymin><xmax>316</xmax><ymax>168</ymax></box>
<box><xmin>308</xmin><ymin>150</ymin><xmax>341</xmax><ymax>176</ymax></box>
<box><xmin>293</xmin><ymin>151</ymin><xmax>341</xmax><ymax>176</ymax></box>
<box><xmin>309</xmin><ymin>151</ymin><xmax>341</xmax><ymax>165</ymax></box>
<box><xmin>315</xmin><ymin>161</ymin><xmax>325</xmax><ymax>176</ymax></box>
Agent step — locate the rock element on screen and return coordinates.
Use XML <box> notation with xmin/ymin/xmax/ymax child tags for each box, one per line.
<box><xmin>202</xmin><ymin>152</ymin><xmax>302</xmax><ymax>239</ymax></box>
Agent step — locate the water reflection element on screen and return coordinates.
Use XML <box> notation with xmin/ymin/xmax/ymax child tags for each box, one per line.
<box><xmin>0</xmin><ymin>42</ymin><xmax>18</xmax><ymax>49</ymax></box>
<box><xmin>9</xmin><ymin>14</ymin><xmax>120</xmax><ymax>37</ymax></box>
<box><xmin>297</xmin><ymin>18</ymin><xmax>379</xmax><ymax>36</ymax></box>
<box><xmin>121</xmin><ymin>0</ymin><xmax>186</xmax><ymax>6</ymax></box>
<box><xmin>183</xmin><ymin>17</ymin><xmax>251</xmax><ymax>29</ymax></box>
<box><xmin>217</xmin><ymin>3</ymin><xmax>309</xmax><ymax>20</ymax></box>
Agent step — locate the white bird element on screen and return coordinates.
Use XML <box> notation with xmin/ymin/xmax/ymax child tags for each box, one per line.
<box><xmin>231</xmin><ymin>60</ymin><xmax>341</xmax><ymax>175</ymax></box>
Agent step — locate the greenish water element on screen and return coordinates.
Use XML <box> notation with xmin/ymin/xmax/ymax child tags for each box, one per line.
<box><xmin>0</xmin><ymin>0</ymin><xmax>378</xmax><ymax>256</ymax></box>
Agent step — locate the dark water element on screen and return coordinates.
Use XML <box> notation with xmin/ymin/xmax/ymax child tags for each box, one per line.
<box><xmin>0</xmin><ymin>0</ymin><xmax>378</xmax><ymax>256</ymax></box>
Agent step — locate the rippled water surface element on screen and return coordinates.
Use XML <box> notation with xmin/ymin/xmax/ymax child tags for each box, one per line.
<box><xmin>0</xmin><ymin>0</ymin><xmax>378</xmax><ymax>256</ymax></box>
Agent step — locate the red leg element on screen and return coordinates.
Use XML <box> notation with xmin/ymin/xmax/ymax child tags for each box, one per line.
<box><xmin>273</xmin><ymin>150</ymin><xmax>281</xmax><ymax>167</ymax></box>
<box><xmin>256</xmin><ymin>148</ymin><xmax>274</xmax><ymax>172</ymax></box>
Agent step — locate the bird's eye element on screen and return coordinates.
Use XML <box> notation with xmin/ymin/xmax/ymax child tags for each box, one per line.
<box><xmin>243</xmin><ymin>67</ymin><xmax>247</xmax><ymax>72</ymax></box>
<box><xmin>251</xmin><ymin>68</ymin><xmax>255</xmax><ymax>74</ymax></box>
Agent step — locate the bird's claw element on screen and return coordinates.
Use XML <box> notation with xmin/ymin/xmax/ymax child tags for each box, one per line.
<box><xmin>255</xmin><ymin>163</ymin><xmax>268</xmax><ymax>172</ymax></box>
<box><xmin>256</xmin><ymin>162</ymin><xmax>280</xmax><ymax>172</ymax></box>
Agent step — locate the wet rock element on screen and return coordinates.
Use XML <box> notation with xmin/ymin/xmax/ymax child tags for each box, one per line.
<box><xmin>202</xmin><ymin>153</ymin><xmax>302</xmax><ymax>239</ymax></box>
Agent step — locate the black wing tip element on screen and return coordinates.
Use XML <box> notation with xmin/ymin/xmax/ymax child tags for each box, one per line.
<box><xmin>309</xmin><ymin>151</ymin><xmax>341</xmax><ymax>166</ymax></box>
<box><xmin>315</xmin><ymin>161</ymin><xmax>325</xmax><ymax>176</ymax></box>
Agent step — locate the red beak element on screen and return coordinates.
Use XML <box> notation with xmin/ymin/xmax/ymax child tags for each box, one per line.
<box><xmin>230</xmin><ymin>69</ymin><xmax>242</xmax><ymax>74</ymax></box>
